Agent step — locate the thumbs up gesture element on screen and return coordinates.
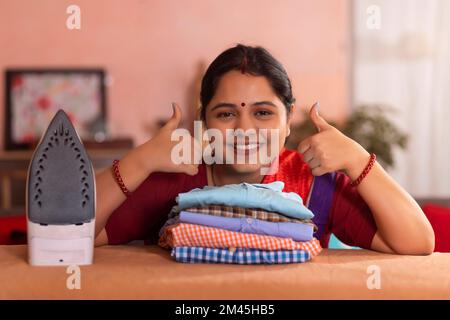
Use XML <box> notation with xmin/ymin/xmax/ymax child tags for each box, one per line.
<box><xmin>298</xmin><ymin>102</ymin><xmax>370</xmax><ymax>176</ymax></box>
<box><xmin>139</xmin><ymin>102</ymin><xmax>201</xmax><ymax>176</ymax></box>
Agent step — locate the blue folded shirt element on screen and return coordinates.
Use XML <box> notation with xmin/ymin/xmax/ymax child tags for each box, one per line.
<box><xmin>172</xmin><ymin>246</ymin><xmax>311</xmax><ymax>264</ymax></box>
<box><xmin>179</xmin><ymin>211</ymin><xmax>313</xmax><ymax>241</ymax></box>
<box><xmin>176</xmin><ymin>181</ymin><xmax>314</xmax><ymax>220</ymax></box>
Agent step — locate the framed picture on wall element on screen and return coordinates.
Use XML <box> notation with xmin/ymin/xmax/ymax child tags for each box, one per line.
<box><xmin>4</xmin><ymin>69</ymin><xmax>107</xmax><ymax>150</ymax></box>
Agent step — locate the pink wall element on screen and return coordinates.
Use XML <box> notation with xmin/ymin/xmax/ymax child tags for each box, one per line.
<box><xmin>0</xmin><ymin>0</ymin><xmax>351</xmax><ymax>149</ymax></box>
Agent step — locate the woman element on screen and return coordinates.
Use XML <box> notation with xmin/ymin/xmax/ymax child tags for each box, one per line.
<box><xmin>94</xmin><ymin>44</ymin><xmax>434</xmax><ymax>255</ymax></box>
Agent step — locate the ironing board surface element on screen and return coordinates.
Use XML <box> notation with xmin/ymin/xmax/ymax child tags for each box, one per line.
<box><xmin>1</xmin><ymin>245</ymin><xmax>449</xmax><ymax>299</ymax></box>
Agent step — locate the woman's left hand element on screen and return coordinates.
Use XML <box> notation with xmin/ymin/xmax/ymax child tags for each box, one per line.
<box><xmin>298</xmin><ymin>103</ymin><xmax>370</xmax><ymax>178</ymax></box>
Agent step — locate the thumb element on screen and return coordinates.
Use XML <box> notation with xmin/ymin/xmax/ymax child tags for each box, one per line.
<box><xmin>163</xmin><ymin>102</ymin><xmax>182</xmax><ymax>130</ymax></box>
<box><xmin>309</xmin><ymin>102</ymin><xmax>330</xmax><ymax>132</ymax></box>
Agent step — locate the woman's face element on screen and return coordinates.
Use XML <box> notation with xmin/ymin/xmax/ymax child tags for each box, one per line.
<box><xmin>204</xmin><ymin>70</ymin><xmax>292</xmax><ymax>174</ymax></box>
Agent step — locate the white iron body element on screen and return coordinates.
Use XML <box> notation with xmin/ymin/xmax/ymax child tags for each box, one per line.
<box><xmin>27</xmin><ymin>220</ymin><xmax>95</xmax><ymax>266</ymax></box>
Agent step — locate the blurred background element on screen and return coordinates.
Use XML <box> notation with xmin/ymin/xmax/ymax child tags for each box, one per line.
<box><xmin>0</xmin><ymin>0</ymin><xmax>449</xmax><ymax>247</ymax></box>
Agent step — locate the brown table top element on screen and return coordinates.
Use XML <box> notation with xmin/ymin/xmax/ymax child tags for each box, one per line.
<box><xmin>1</xmin><ymin>245</ymin><xmax>449</xmax><ymax>299</ymax></box>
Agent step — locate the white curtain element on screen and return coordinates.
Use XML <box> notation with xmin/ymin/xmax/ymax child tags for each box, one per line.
<box><xmin>353</xmin><ymin>0</ymin><xmax>450</xmax><ymax>198</ymax></box>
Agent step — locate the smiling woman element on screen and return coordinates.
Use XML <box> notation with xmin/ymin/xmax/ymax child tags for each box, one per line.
<box><xmin>196</xmin><ymin>46</ymin><xmax>304</xmax><ymax>180</ymax></box>
<box><xmin>201</xmin><ymin>70</ymin><xmax>290</xmax><ymax>177</ymax></box>
<box><xmin>94</xmin><ymin>44</ymin><xmax>434</xmax><ymax>256</ymax></box>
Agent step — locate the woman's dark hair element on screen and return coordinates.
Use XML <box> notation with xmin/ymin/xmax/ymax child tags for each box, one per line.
<box><xmin>200</xmin><ymin>44</ymin><xmax>296</xmax><ymax>120</ymax></box>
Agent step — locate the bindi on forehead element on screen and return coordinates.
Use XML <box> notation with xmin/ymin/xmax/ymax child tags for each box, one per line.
<box><xmin>241</xmin><ymin>102</ymin><xmax>246</xmax><ymax>107</ymax></box>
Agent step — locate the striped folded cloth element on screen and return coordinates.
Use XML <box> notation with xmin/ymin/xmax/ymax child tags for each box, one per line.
<box><xmin>160</xmin><ymin>205</ymin><xmax>318</xmax><ymax>239</ymax></box>
<box><xmin>172</xmin><ymin>246</ymin><xmax>311</xmax><ymax>264</ymax></box>
<box><xmin>159</xmin><ymin>223</ymin><xmax>322</xmax><ymax>257</ymax></box>
<box><xmin>185</xmin><ymin>205</ymin><xmax>317</xmax><ymax>230</ymax></box>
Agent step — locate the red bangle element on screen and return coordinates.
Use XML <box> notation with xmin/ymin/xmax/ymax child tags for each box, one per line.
<box><xmin>112</xmin><ymin>159</ymin><xmax>132</xmax><ymax>197</ymax></box>
<box><xmin>350</xmin><ymin>153</ymin><xmax>377</xmax><ymax>187</ymax></box>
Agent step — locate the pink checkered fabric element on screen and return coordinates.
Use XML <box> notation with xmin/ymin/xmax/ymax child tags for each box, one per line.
<box><xmin>159</xmin><ymin>223</ymin><xmax>322</xmax><ymax>257</ymax></box>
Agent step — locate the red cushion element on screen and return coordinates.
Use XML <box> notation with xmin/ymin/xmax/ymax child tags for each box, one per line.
<box><xmin>422</xmin><ymin>203</ymin><xmax>450</xmax><ymax>252</ymax></box>
<box><xmin>0</xmin><ymin>214</ymin><xmax>27</xmax><ymax>245</ymax></box>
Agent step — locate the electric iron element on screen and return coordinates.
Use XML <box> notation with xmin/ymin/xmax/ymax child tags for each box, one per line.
<box><xmin>26</xmin><ymin>109</ymin><xmax>96</xmax><ymax>266</ymax></box>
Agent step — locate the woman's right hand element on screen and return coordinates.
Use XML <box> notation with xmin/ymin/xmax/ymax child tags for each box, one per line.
<box><xmin>136</xmin><ymin>102</ymin><xmax>201</xmax><ymax>176</ymax></box>
<box><xmin>94</xmin><ymin>102</ymin><xmax>200</xmax><ymax>241</ymax></box>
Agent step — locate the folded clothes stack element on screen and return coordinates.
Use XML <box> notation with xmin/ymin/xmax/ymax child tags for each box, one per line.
<box><xmin>158</xmin><ymin>181</ymin><xmax>322</xmax><ymax>264</ymax></box>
